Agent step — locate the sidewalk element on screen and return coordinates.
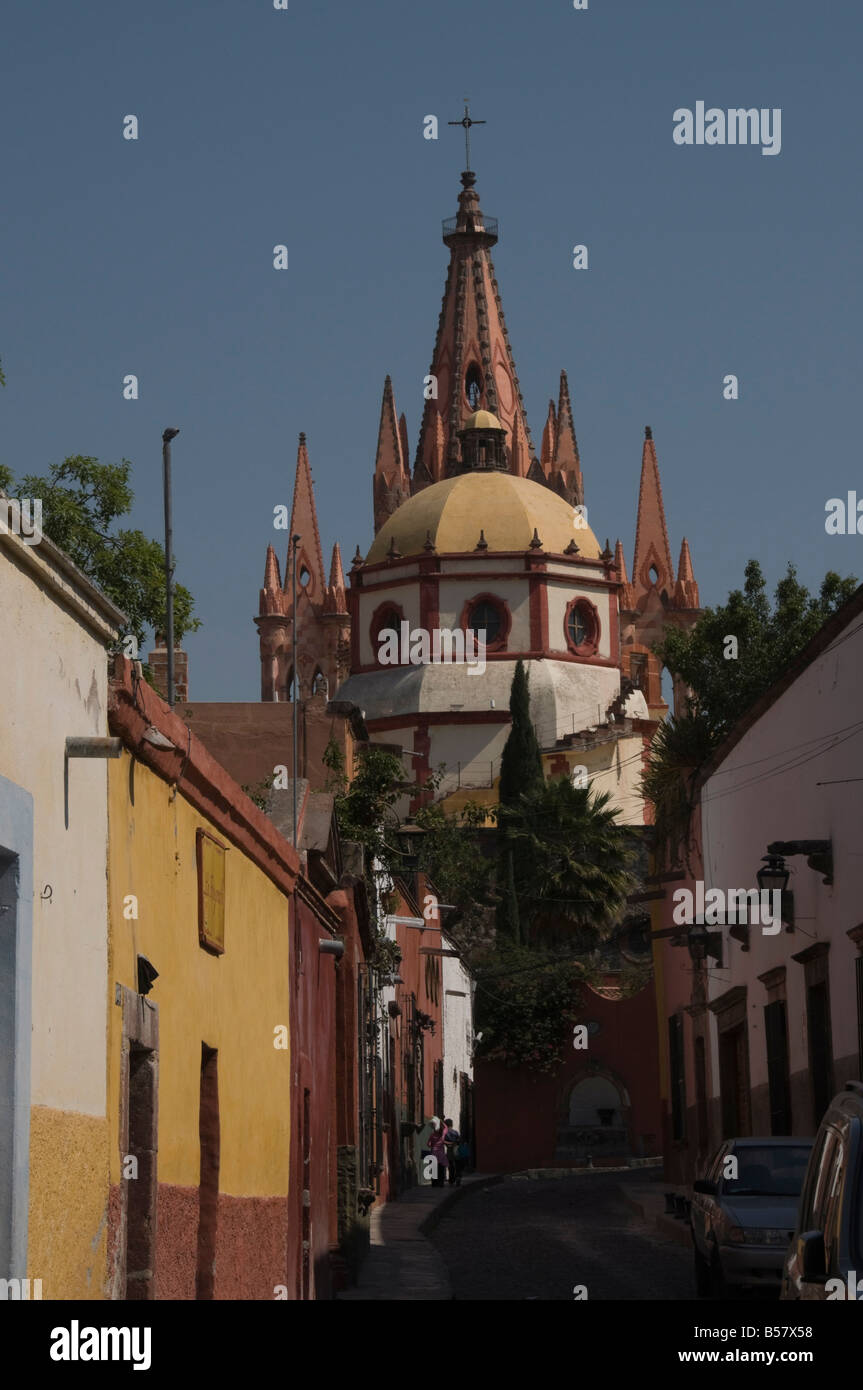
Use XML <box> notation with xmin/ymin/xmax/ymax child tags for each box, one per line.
<box><xmin>618</xmin><ymin>1180</ymin><xmax>693</xmax><ymax>1248</ymax></box>
<box><xmin>337</xmin><ymin>1174</ymin><xmax>500</xmax><ymax>1300</ymax></box>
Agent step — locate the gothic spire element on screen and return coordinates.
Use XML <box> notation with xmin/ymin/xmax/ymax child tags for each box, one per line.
<box><xmin>286</xmin><ymin>432</ymin><xmax>326</xmax><ymax>609</ymax></box>
<box><xmin>373</xmin><ymin>376</ymin><xmax>411</xmax><ymax>531</ymax></box>
<box><xmin>549</xmin><ymin>370</ymin><xmax>584</xmax><ymax>506</ymax></box>
<box><xmin>325</xmin><ymin>542</ymin><xmax>348</xmax><ymax>614</ymax></box>
<box><xmin>631</xmin><ymin>425</ymin><xmax>675</xmax><ymax>605</ymax></box>
<box><xmin>413</xmin><ymin>172</ymin><xmax>536</xmax><ymax>488</ymax></box>
<box><xmin>674</xmin><ymin>537</ymin><xmax>700</xmax><ymax>609</ymax></box>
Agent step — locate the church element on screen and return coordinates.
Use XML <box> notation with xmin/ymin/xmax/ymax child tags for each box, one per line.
<box><xmin>256</xmin><ymin>160</ymin><xmax>701</xmax><ymax>826</ymax></box>
<box><xmin>251</xmin><ymin>148</ymin><xmax>706</xmax><ymax>1171</ymax></box>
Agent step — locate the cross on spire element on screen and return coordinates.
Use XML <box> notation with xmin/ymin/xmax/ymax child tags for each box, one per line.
<box><xmin>448</xmin><ymin>98</ymin><xmax>486</xmax><ymax>171</ymax></box>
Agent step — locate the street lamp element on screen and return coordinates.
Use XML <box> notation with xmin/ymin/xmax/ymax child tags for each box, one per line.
<box><xmin>756</xmin><ymin>853</ymin><xmax>790</xmax><ymax>896</ymax></box>
<box><xmin>763</xmin><ymin>839</ymin><xmax>833</xmax><ymax>887</ymax></box>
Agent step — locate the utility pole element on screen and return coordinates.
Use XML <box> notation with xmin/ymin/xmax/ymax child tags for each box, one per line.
<box><xmin>161</xmin><ymin>429</ymin><xmax>180</xmax><ymax>706</ymax></box>
<box><xmin>291</xmin><ymin>533</ymin><xmax>301</xmax><ymax>847</ymax></box>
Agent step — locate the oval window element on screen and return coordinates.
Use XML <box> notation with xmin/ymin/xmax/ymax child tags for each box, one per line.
<box><xmin>566</xmin><ymin>600</ymin><xmax>598</xmax><ymax>653</ymax></box>
<box><xmin>468</xmin><ymin>599</ymin><xmax>502</xmax><ymax>645</ymax></box>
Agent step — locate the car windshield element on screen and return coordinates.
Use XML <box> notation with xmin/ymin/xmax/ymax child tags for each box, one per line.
<box><xmin>723</xmin><ymin>1145</ymin><xmax>812</xmax><ymax>1197</ymax></box>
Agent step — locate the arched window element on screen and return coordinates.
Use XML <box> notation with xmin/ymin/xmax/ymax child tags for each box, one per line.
<box><xmin>564</xmin><ymin>598</ymin><xmax>600</xmax><ymax>656</ymax></box>
<box><xmin>464</xmin><ymin>363</ymin><xmax>483</xmax><ymax>409</ymax></box>
<box><xmin>370</xmin><ymin>603</ymin><xmax>406</xmax><ymax>664</ymax></box>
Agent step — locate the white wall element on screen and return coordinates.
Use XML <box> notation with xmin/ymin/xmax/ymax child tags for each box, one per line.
<box><xmin>442</xmin><ymin>951</ymin><xmax>473</xmax><ymax>1132</ymax></box>
<box><xmin>701</xmin><ymin>606</ymin><xmax>863</xmax><ymax>1096</ymax></box>
<box><xmin>0</xmin><ymin>533</ymin><xmax>119</xmax><ymax>1117</ymax></box>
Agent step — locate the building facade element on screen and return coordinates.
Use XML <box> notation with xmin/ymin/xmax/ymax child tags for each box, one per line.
<box><xmin>0</xmin><ymin>507</ymin><xmax>123</xmax><ymax>1299</ymax></box>
<box><xmin>656</xmin><ymin>587</ymin><xmax>863</xmax><ymax>1187</ymax></box>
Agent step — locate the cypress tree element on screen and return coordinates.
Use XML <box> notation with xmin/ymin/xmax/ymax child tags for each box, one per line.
<box><xmin>498</xmin><ymin>660</ymin><xmax>543</xmax><ymax>805</ymax></box>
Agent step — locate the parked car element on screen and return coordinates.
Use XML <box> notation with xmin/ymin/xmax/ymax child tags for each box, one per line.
<box><xmin>781</xmin><ymin>1080</ymin><xmax>863</xmax><ymax>1301</ymax></box>
<box><xmin>691</xmin><ymin>1136</ymin><xmax>814</xmax><ymax>1297</ymax></box>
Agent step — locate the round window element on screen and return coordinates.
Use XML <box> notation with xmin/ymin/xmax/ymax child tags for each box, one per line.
<box><xmin>468</xmin><ymin>599</ymin><xmax>502</xmax><ymax>645</ymax></box>
<box><xmin>566</xmin><ymin>601</ymin><xmax>596</xmax><ymax>652</ymax></box>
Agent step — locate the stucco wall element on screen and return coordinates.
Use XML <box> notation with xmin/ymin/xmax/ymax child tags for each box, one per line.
<box><xmin>700</xmin><ymin>607</ymin><xmax>863</xmax><ymax>1133</ymax></box>
<box><xmin>442</xmin><ymin>954</ymin><xmax>473</xmax><ymax>1130</ymax></box>
<box><xmin>0</xmin><ymin>536</ymin><xmax>117</xmax><ymax>1298</ymax></box>
<box><xmin>107</xmin><ymin>753</ymin><xmax>293</xmax><ymax>1298</ymax></box>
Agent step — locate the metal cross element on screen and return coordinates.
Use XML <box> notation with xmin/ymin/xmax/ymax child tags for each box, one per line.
<box><xmin>448</xmin><ymin>98</ymin><xmax>486</xmax><ymax>170</ymax></box>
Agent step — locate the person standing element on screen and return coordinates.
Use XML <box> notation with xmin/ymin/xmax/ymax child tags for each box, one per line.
<box><xmin>443</xmin><ymin>1118</ymin><xmax>461</xmax><ymax>1186</ymax></box>
<box><xmin>426</xmin><ymin>1117</ymin><xmax>448</xmax><ymax>1187</ymax></box>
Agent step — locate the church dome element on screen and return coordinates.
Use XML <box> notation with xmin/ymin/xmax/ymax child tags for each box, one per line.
<box><xmin>366</xmin><ymin>471</ymin><xmax>601</xmax><ymax>563</ymax></box>
<box><xmin>463</xmin><ymin>409</ymin><xmax>504</xmax><ymax>431</ymax></box>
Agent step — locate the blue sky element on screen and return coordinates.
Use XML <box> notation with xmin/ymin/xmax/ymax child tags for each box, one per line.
<box><xmin>3</xmin><ymin>0</ymin><xmax>861</xmax><ymax>698</ymax></box>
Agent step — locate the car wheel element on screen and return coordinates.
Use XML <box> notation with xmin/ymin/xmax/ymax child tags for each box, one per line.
<box><xmin>710</xmin><ymin>1249</ymin><xmax>727</xmax><ymax>1300</ymax></box>
<box><xmin>694</xmin><ymin>1246</ymin><xmax>711</xmax><ymax>1298</ymax></box>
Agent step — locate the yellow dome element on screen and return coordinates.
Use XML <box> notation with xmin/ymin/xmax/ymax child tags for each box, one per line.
<box><xmin>463</xmin><ymin>409</ymin><xmax>505</xmax><ymax>431</ymax></box>
<box><xmin>366</xmin><ymin>472</ymin><xmax>601</xmax><ymax>563</ymax></box>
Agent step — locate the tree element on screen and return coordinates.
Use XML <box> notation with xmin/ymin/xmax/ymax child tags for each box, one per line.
<box><xmin>0</xmin><ymin>455</ymin><xmax>200</xmax><ymax>648</ymax></box>
<box><xmin>656</xmin><ymin>560</ymin><xmax>857</xmax><ymax>743</ymax></box>
<box><xmin>498</xmin><ymin>659</ymin><xmax>543</xmax><ymax>804</ymax></box>
<box><xmin>497</xmin><ymin>660</ymin><xmax>544</xmax><ymax>941</ymax></box>
<box><xmin>500</xmin><ymin>776</ymin><xmax>641</xmax><ymax>946</ymax></box>
<box><xmin>646</xmin><ymin>560</ymin><xmax>858</xmax><ymax>867</ymax></box>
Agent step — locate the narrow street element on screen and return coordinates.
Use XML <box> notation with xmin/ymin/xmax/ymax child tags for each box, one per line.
<box><xmin>429</xmin><ymin>1172</ymin><xmax>694</xmax><ymax>1300</ymax></box>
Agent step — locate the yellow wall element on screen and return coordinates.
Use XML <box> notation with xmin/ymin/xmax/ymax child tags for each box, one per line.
<box><xmin>107</xmin><ymin>753</ymin><xmax>292</xmax><ymax>1196</ymax></box>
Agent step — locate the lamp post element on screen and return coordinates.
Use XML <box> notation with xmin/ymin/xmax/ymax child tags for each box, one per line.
<box><xmin>290</xmin><ymin>533</ymin><xmax>301</xmax><ymax>848</ymax></box>
<box><xmin>161</xmin><ymin>428</ymin><xmax>180</xmax><ymax>707</ymax></box>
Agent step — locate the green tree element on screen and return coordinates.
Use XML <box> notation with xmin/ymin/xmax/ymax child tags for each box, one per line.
<box><xmin>646</xmin><ymin>560</ymin><xmax>857</xmax><ymax>867</ymax></box>
<box><xmin>497</xmin><ymin>660</ymin><xmax>544</xmax><ymax>941</ymax></box>
<box><xmin>657</xmin><ymin>560</ymin><xmax>857</xmax><ymax>743</ymax></box>
<box><xmin>500</xmin><ymin>777</ymin><xmax>641</xmax><ymax>946</ymax></box>
<box><xmin>498</xmin><ymin>659</ymin><xmax>543</xmax><ymax>804</ymax></box>
<box><xmin>473</xmin><ymin>941</ymin><xmax>587</xmax><ymax>1071</ymax></box>
<box><xmin>0</xmin><ymin>455</ymin><xmax>200</xmax><ymax>648</ymax></box>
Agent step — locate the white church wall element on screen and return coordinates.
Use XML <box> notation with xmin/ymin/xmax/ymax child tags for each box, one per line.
<box><xmin>545</xmin><ymin>579</ymin><xmax>614</xmax><ymax>661</ymax></box>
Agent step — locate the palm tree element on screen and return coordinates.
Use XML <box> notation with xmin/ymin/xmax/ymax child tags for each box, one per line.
<box><xmin>499</xmin><ymin>776</ymin><xmax>641</xmax><ymax>948</ymax></box>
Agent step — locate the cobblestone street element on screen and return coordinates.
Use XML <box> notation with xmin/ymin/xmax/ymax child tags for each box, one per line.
<box><xmin>429</xmin><ymin>1172</ymin><xmax>695</xmax><ymax>1301</ymax></box>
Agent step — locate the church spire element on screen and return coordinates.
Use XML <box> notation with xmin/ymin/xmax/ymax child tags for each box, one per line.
<box><xmin>631</xmin><ymin>425</ymin><xmax>675</xmax><ymax>605</ymax></box>
<box><xmin>373</xmin><ymin>375</ymin><xmax>410</xmax><ymax>532</ymax></box>
<box><xmin>286</xmin><ymin>432</ymin><xmax>326</xmax><ymax>609</ymax></box>
<box><xmin>549</xmin><ymin>370</ymin><xmax>584</xmax><ymax>506</ymax></box>
<box><xmin>412</xmin><ymin>170</ymin><xmax>537</xmax><ymax>489</ymax></box>
<box><xmin>325</xmin><ymin>542</ymin><xmax>348</xmax><ymax>614</ymax></box>
<box><xmin>674</xmin><ymin>537</ymin><xmax>700</xmax><ymax>609</ymax></box>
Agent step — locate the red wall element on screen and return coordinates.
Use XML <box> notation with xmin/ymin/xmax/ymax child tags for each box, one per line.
<box><xmin>475</xmin><ymin>982</ymin><xmax>661</xmax><ymax>1173</ymax></box>
<box><xmin>288</xmin><ymin>892</ymin><xmax>338</xmax><ymax>1299</ymax></box>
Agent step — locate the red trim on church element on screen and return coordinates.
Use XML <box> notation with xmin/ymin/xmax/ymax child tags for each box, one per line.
<box><xmin>458</xmin><ymin>592</ymin><xmax>511</xmax><ymax>653</ymax></box>
<box><xmin>563</xmin><ymin>596</ymin><xmax>601</xmax><ymax>658</ymax></box>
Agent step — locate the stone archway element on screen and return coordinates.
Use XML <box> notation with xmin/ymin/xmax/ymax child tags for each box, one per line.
<box><xmin>556</xmin><ymin>1071</ymin><xmax>633</xmax><ymax>1165</ymax></box>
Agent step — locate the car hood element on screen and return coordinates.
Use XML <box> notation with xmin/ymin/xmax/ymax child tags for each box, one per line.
<box><xmin>724</xmin><ymin>1194</ymin><xmax>799</xmax><ymax>1229</ymax></box>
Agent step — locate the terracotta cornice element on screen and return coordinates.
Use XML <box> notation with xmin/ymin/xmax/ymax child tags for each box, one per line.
<box><xmin>846</xmin><ymin>923</ymin><xmax>863</xmax><ymax>951</ymax></box>
<box><xmin>296</xmin><ymin>873</ymin><xmax>341</xmax><ymax>932</ymax></box>
<box><xmin>708</xmin><ymin>985</ymin><xmax>747</xmax><ymax>1016</ymax></box>
<box><xmin>108</xmin><ymin>657</ymin><xmax>300</xmax><ymax>898</ymax></box>
<box><xmin>791</xmin><ymin>941</ymin><xmax>830</xmax><ymax>965</ymax></box>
